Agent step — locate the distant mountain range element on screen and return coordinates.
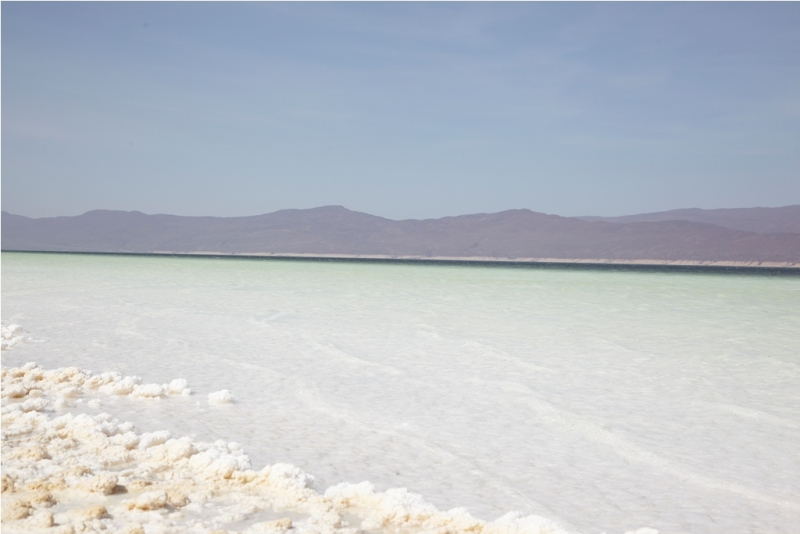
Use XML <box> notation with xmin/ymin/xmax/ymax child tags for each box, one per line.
<box><xmin>3</xmin><ymin>205</ymin><xmax>800</xmax><ymax>267</ymax></box>
<box><xmin>578</xmin><ymin>205</ymin><xmax>800</xmax><ymax>234</ymax></box>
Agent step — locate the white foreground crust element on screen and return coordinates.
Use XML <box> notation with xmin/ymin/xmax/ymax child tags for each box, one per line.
<box><xmin>2</xmin><ymin>360</ymin><xmax>575</xmax><ymax>534</ymax></box>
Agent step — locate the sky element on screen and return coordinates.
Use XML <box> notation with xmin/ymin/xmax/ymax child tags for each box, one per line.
<box><xmin>2</xmin><ymin>2</ymin><xmax>799</xmax><ymax>220</ymax></box>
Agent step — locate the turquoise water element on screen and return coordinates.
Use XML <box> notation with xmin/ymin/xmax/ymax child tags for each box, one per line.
<box><xmin>2</xmin><ymin>252</ymin><xmax>799</xmax><ymax>534</ymax></box>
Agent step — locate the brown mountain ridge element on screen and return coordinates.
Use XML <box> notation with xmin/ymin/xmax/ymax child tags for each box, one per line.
<box><xmin>2</xmin><ymin>206</ymin><xmax>799</xmax><ymax>267</ymax></box>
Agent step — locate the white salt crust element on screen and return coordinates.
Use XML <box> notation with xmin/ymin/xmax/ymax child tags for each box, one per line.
<box><xmin>208</xmin><ymin>390</ymin><xmax>234</xmax><ymax>405</ymax></box>
<box><xmin>1</xmin><ymin>362</ymin><xmax>573</xmax><ymax>534</ymax></box>
<box><xmin>2</xmin><ymin>324</ymin><xmax>28</xmax><ymax>351</ymax></box>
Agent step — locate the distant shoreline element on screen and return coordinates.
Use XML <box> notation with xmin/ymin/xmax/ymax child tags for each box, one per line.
<box><xmin>4</xmin><ymin>249</ymin><xmax>799</xmax><ymax>273</ymax></box>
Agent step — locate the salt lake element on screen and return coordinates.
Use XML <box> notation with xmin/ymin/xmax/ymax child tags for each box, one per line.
<box><xmin>2</xmin><ymin>252</ymin><xmax>799</xmax><ymax>534</ymax></box>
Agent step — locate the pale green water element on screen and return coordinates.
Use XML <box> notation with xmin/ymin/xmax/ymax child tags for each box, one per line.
<box><xmin>3</xmin><ymin>252</ymin><xmax>800</xmax><ymax>534</ymax></box>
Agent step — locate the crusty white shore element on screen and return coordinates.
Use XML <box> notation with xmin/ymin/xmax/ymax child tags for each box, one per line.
<box><xmin>145</xmin><ymin>252</ymin><xmax>800</xmax><ymax>269</ymax></box>
<box><xmin>1</xmin><ymin>356</ymin><xmax>572</xmax><ymax>534</ymax></box>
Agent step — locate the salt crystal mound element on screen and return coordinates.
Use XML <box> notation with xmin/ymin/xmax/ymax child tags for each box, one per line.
<box><xmin>2</xmin><ymin>324</ymin><xmax>27</xmax><ymax>351</ymax></box>
<box><xmin>208</xmin><ymin>389</ymin><xmax>234</xmax><ymax>405</ymax></box>
<box><xmin>2</xmin><ymin>362</ymin><xmax>573</xmax><ymax>534</ymax></box>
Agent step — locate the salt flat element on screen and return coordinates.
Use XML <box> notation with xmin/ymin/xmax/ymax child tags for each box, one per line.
<box><xmin>2</xmin><ymin>252</ymin><xmax>799</xmax><ymax>534</ymax></box>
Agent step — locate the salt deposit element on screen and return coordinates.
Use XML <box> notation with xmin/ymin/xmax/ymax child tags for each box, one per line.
<box><xmin>208</xmin><ymin>389</ymin><xmax>234</xmax><ymax>405</ymax></box>
<box><xmin>1</xmin><ymin>361</ymin><xmax>570</xmax><ymax>534</ymax></box>
<box><xmin>3</xmin><ymin>252</ymin><xmax>799</xmax><ymax>534</ymax></box>
<box><xmin>2</xmin><ymin>324</ymin><xmax>27</xmax><ymax>351</ymax></box>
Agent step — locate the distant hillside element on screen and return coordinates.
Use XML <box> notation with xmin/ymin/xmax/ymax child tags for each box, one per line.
<box><xmin>578</xmin><ymin>205</ymin><xmax>800</xmax><ymax>235</ymax></box>
<box><xmin>3</xmin><ymin>206</ymin><xmax>799</xmax><ymax>266</ymax></box>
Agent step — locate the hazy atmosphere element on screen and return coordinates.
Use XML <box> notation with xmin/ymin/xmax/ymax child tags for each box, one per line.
<box><xmin>3</xmin><ymin>2</ymin><xmax>800</xmax><ymax>219</ymax></box>
<box><xmin>3</xmin><ymin>5</ymin><xmax>800</xmax><ymax>534</ymax></box>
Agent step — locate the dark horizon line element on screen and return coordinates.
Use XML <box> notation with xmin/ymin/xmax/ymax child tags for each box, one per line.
<box><xmin>3</xmin><ymin>249</ymin><xmax>798</xmax><ymax>275</ymax></box>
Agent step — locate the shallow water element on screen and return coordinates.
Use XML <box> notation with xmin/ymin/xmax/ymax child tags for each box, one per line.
<box><xmin>2</xmin><ymin>252</ymin><xmax>799</xmax><ymax>534</ymax></box>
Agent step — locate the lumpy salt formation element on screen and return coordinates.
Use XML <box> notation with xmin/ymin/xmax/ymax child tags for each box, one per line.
<box><xmin>1</xmin><ymin>361</ymin><xmax>570</xmax><ymax>534</ymax></box>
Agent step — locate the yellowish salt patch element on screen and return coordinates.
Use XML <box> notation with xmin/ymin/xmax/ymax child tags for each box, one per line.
<box><xmin>2</xmin><ymin>360</ymin><xmax>571</xmax><ymax>534</ymax></box>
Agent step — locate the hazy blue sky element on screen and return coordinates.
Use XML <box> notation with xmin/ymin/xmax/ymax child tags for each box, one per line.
<box><xmin>3</xmin><ymin>2</ymin><xmax>799</xmax><ymax>219</ymax></box>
